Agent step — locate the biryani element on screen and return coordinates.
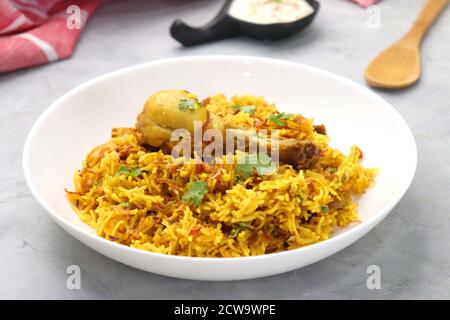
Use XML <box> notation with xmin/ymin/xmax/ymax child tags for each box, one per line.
<box><xmin>66</xmin><ymin>90</ymin><xmax>376</xmax><ymax>257</ymax></box>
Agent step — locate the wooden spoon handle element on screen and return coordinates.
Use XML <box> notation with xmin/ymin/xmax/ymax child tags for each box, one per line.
<box><xmin>404</xmin><ymin>0</ymin><xmax>449</xmax><ymax>45</ymax></box>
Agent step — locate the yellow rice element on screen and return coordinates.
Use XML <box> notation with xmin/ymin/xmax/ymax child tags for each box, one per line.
<box><xmin>66</xmin><ymin>94</ymin><xmax>376</xmax><ymax>257</ymax></box>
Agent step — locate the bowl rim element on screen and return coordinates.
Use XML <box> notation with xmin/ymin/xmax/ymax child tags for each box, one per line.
<box><xmin>23</xmin><ymin>55</ymin><xmax>417</xmax><ymax>263</ymax></box>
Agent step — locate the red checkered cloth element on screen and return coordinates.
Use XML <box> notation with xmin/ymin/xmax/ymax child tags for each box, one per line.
<box><xmin>350</xmin><ymin>0</ymin><xmax>380</xmax><ymax>7</ymax></box>
<box><xmin>0</xmin><ymin>0</ymin><xmax>100</xmax><ymax>73</ymax></box>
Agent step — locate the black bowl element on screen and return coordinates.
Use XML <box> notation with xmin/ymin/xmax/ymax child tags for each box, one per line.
<box><xmin>171</xmin><ymin>0</ymin><xmax>320</xmax><ymax>46</ymax></box>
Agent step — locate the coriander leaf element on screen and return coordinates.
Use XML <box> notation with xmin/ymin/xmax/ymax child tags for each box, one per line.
<box><xmin>321</xmin><ymin>206</ymin><xmax>329</xmax><ymax>214</ymax></box>
<box><xmin>235</xmin><ymin>163</ymin><xmax>254</xmax><ymax>178</ymax></box>
<box><xmin>119</xmin><ymin>202</ymin><xmax>131</xmax><ymax>208</ymax></box>
<box><xmin>229</xmin><ymin>223</ymin><xmax>254</xmax><ymax>239</ymax></box>
<box><xmin>178</xmin><ymin>98</ymin><xmax>198</xmax><ymax>111</ymax></box>
<box><xmin>255</xmin><ymin>152</ymin><xmax>276</xmax><ymax>176</ymax></box>
<box><xmin>115</xmin><ymin>165</ymin><xmax>143</xmax><ymax>177</ymax></box>
<box><xmin>268</xmin><ymin>112</ymin><xmax>293</xmax><ymax>127</ymax></box>
<box><xmin>129</xmin><ymin>167</ymin><xmax>143</xmax><ymax>177</ymax></box>
<box><xmin>115</xmin><ymin>165</ymin><xmax>129</xmax><ymax>176</ymax></box>
<box><xmin>232</xmin><ymin>104</ymin><xmax>256</xmax><ymax>115</ymax></box>
<box><xmin>240</xmin><ymin>105</ymin><xmax>256</xmax><ymax>115</ymax></box>
<box><xmin>236</xmin><ymin>153</ymin><xmax>258</xmax><ymax>178</ymax></box>
<box><xmin>236</xmin><ymin>153</ymin><xmax>276</xmax><ymax>178</ymax></box>
<box><xmin>181</xmin><ymin>181</ymin><xmax>208</xmax><ymax>207</ymax></box>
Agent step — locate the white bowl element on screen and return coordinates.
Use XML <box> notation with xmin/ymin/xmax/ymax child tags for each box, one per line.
<box><xmin>23</xmin><ymin>56</ymin><xmax>417</xmax><ymax>281</ymax></box>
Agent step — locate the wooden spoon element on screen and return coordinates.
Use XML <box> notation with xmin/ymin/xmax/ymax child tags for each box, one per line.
<box><xmin>365</xmin><ymin>0</ymin><xmax>449</xmax><ymax>89</ymax></box>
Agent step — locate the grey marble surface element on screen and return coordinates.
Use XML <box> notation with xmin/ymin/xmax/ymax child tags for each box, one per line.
<box><xmin>1</xmin><ymin>0</ymin><xmax>449</xmax><ymax>299</ymax></box>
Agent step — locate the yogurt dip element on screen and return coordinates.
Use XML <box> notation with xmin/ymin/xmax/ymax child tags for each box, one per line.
<box><xmin>229</xmin><ymin>0</ymin><xmax>315</xmax><ymax>25</ymax></box>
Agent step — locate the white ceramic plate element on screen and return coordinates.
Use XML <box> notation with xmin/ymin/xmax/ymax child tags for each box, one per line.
<box><xmin>23</xmin><ymin>56</ymin><xmax>417</xmax><ymax>281</ymax></box>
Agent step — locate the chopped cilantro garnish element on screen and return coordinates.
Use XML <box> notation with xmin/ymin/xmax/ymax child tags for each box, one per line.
<box><xmin>119</xmin><ymin>202</ymin><xmax>131</xmax><ymax>208</ymax></box>
<box><xmin>179</xmin><ymin>98</ymin><xmax>199</xmax><ymax>111</ymax></box>
<box><xmin>232</xmin><ymin>104</ymin><xmax>256</xmax><ymax>115</ymax></box>
<box><xmin>115</xmin><ymin>165</ymin><xmax>129</xmax><ymax>176</ymax></box>
<box><xmin>181</xmin><ymin>181</ymin><xmax>208</xmax><ymax>207</ymax></box>
<box><xmin>129</xmin><ymin>167</ymin><xmax>143</xmax><ymax>177</ymax></box>
<box><xmin>236</xmin><ymin>152</ymin><xmax>276</xmax><ymax>178</ymax></box>
<box><xmin>236</xmin><ymin>160</ymin><xmax>253</xmax><ymax>179</ymax></box>
<box><xmin>268</xmin><ymin>112</ymin><xmax>293</xmax><ymax>127</ymax></box>
<box><xmin>321</xmin><ymin>206</ymin><xmax>329</xmax><ymax>214</ymax></box>
<box><xmin>115</xmin><ymin>165</ymin><xmax>143</xmax><ymax>177</ymax></box>
<box><xmin>229</xmin><ymin>223</ymin><xmax>254</xmax><ymax>239</ymax></box>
